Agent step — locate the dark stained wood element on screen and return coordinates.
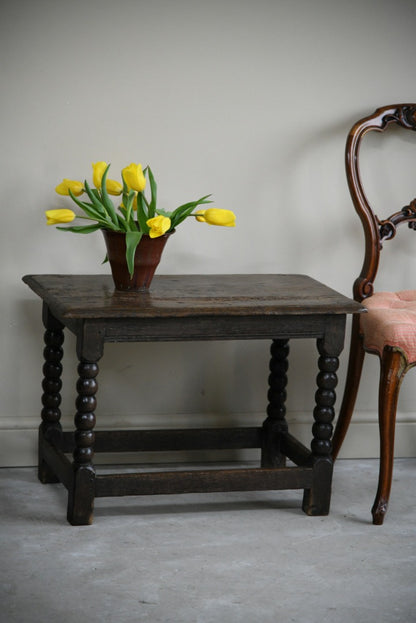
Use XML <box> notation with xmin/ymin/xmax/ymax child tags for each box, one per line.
<box><xmin>38</xmin><ymin>433</ymin><xmax>73</xmax><ymax>490</ymax></box>
<box><xmin>67</xmin><ymin>464</ymin><xmax>95</xmax><ymax>526</ymax></box>
<box><xmin>343</xmin><ymin>104</ymin><xmax>416</xmax><ymax>302</ymax></box>
<box><xmin>24</xmin><ymin>273</ymin><xmax>362</xmax><ymax>525</ymax></box>
<box><xmin>331</xmin><ymin>316</ymin><xmax>365</xmax><ymax>460</ymax></box>
<box><xmin>95</xmin><ymin>466</ymin><xmax>314</xmax><ymax>498</ymax></box>
<box><xmin>372</xmin><ymin>348</ymin><xmax>408</xmax><ymax>525</ymax></box>
<box><xmin>92</xmin><ymin>427</ymin><xmax>263</xmax><ymax>453</ymax></box>
<box><xmin>281</xmin><ymin>433</ymin><xmax>311</xmax><ymax>467</ymax></box>
<box><xmin>60</xmin><ymin>428</ymin><xmax>263</xmax><ymax>453</ymax></box>
<box><xmin>95</xmin><ymin>314</ymin><xmax>342</xmax><ymax>344</ymax></box>
<box><xmin>332</xmin><ymin>103</ymin><xmax>416</xmax><ymax>524</ymax></box>
<box><xmin>23</xmin><ymin>274</ymin><xmax>361</xmax><ymax>318</ymax></box>
<box><xmin>302</xmin><ymin>457</ymin><xmax>334</xmax><ymax>516</ymax></box>
<box><xmin>262</xmin><ymin>339</ymin><xmax>289</xmax><ymax>468</ymax></box>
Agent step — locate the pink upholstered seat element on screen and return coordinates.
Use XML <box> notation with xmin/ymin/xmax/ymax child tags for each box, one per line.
<box><xmin>361</xmin><ymin>290</ymin><xmax>416</xmax><ymax>363</ymax></box>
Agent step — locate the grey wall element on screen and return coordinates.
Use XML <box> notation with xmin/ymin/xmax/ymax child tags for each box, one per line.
<box><xmin>2</xmin><ymin>0</ymin><xmax>416</xmax><ymax>465</ymax></box>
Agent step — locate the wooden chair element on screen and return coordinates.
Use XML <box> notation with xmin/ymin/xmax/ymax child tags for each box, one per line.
<box><xmin>331</xmin><ymin>103</ymin><xmax>416</xmax><ymax>525</ymax></box>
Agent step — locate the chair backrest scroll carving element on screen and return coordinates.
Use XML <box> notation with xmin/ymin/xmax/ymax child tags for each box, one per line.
<box><xmin>346</xmin><ymin>104</ymin><xmax>416</xmax><ymax>301</ymax></box>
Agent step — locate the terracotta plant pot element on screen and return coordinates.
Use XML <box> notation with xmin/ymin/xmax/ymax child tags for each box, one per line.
<box><xmin>102</xmin><ymin>229</ymin><xmax>172</xmax><ymax>291</ymax></box>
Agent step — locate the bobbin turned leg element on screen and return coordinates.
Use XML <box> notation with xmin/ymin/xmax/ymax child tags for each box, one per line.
<box><xmin>39</xmin><ymin>305</ymin><xmax>64</xmax><ymax>484</ymax></box>
<box><xmin>262</xmin><ymin>339</ymin><xmax>289</xmax><ymax>468</ymax></box>
<box><xmin>67</xmin><ymin>360</ymin><xmax>99</xmax><ymax>526</ymax></box>
<box><xmin>303</xmin><ymin>339</ymin><xmax>339</xmax><ymax>516</ymax></box>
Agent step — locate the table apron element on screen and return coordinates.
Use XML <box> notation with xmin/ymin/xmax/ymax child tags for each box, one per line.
<box><xmin>63</xmin><ymin>313</ymin><xmax>346</xmax><ymax>346</ymax></box>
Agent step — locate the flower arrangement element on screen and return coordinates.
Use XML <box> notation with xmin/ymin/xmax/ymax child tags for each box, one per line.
<box><xmin>46</xmin><ymin>161</ymin><xmax>236</xmax><ymax>276</ymax></box>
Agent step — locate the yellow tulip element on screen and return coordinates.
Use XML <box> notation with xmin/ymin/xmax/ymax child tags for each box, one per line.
<box><xmin>196</xmin><ymin>208</ymin><xmax>236</xmax><ymax>227</ymax></box>
<box><xmin>92</xmin><ymin>161</ymin><xmax>107</xmax><ymax>188</ymax></box>
<box><xmin>92</xmin><ymin>161</ymin><xmax>122</xmax><ymax>195</ymax></box>
<box><xmin>106</xmin><ymin>178</ymin><xmax>123</xmax><ymax>195</ymax></box>
<box><xmin>147</xmin><ymin>215</ymin><xmax>171</xmax><ymax>238</ymax></box>
<box><xmin>55</xmin><ymin>179</ymin><xmax>84</xmax><ymax>196</ymax></box>
<box><xmin>122</xmin><ymin>163</ymin><xmax>147</xmax><ymax>192</ymax></box>
<box><xmin>45</xmin><ymin>209</ymin><xmax>76</xmax><ymax>225</ymax></box>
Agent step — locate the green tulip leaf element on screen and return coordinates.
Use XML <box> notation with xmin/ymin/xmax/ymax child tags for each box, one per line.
<box><xmin>125</xmin><ymin>230</ymin><xmax>143</xmax><ymax>277</ymax></box>
<box><xmin>100</xmin><ymin>165</ymin><xmax>119</xmax><ymax>225</ymax></box>
<box><xmin>84</xmin><ymin>180</ymin><xmax>108</xmax><ymax>217</ymax></box>
<box><xmin>155</xmin><ymin>208</ymin><xmax>171</xmax><ymax>218</ymax></box>
<box><xmin>136</xmin><ymin>192</ymin><xmax>150</xmax><ymax>233</ymax></box>
<box><xmin>147</xmin><ymin>166</ymin><xmax>157</xmax><ymax>219</ymax></box>
<box><xmin>68</xmin><ymin>189</ymin><xmax>113</xmax><ymax>226</ymax></box>
<box><xmin>170</xmin><ymin>195</ymin><xmax>212</xmax><ymax>228</ymax></box>
<box><xmin>68</xmin><ymin>188</ymin><xmax>99</xmax><ymax>215</ymax></box>
<box><xmin>124</xmin><ymin>189</ymin><xmax>136</xmax><ymax>225</ymax></box>
<box><xmin>57</xmin><ymin>224</ymin><xmax>102</xmax><ymax>233</ymax></box>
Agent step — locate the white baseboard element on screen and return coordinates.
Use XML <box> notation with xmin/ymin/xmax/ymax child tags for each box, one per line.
<box><xmin>1</xmin><ymin>411</ymin><xmax>416</xmax><ymax>467</ymax></box>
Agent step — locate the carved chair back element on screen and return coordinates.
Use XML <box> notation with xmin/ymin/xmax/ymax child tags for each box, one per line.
<box><xmin>347</xmin><ymin>103</ymin><xmax>416</xmax><ymax>302</ymax></box>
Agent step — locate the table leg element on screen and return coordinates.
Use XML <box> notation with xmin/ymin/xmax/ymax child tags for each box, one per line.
<box><xmin>39</xmin><ymin>305</ymin><xmax>64</xmax><ymax>484</ymax></box>
<box><xmin>303</xmin><ymin>342</ymin><xmax>339</xmax><ymax>515</ymax></box>
<box><xmin>262</xmin><ymin>339</ymin><xmax>289</xmax><ymax>468</ymax></box>
<box><xmin>67</xmin><ymin>360</ymin><xmax>98</xmax><ymax>526</ymax></box>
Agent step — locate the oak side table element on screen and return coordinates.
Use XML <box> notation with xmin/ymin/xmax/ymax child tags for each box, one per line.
<box><xmin>23</xmin><ymin>274</ymin><xmax>363</xmax><ymax>525</ymax></box>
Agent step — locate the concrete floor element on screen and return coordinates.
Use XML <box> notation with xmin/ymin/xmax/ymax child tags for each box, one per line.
<box><xmin>1</xmin><ymin>459</ymin><xmax>415</xmax><ymax>623</ymax></box>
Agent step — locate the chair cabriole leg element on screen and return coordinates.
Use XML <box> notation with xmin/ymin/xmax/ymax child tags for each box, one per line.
<box><xmin>372</xmin><ymin>347</ymin><xmax>407</xmax><ymax>525</ymax></box>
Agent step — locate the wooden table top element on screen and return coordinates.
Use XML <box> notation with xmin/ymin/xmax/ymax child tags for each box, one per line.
<box><xmin>23</xmin><ymin>274</ymin><xmax>363</xmax><ymax>320</ymax></box>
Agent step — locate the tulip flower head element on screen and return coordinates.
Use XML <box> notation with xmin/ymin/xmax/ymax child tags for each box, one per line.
<box><xmin>122</xmin><ymin>163</ymin><xmax>147</xmax><ymax>192</ymax></box>
<box><xmin>195</xmin><ymin>208</ymin><xmax>236</xmax><ymax>227</ymax></box>
<box><xmin>92</xmin><ymin>161</ymin><xmax>107</xmax><ymax>188</ymax></box>
<box><xmin>46</xmin><ymin>209</ymin><xmax>76</xmax><ymax>225</ymax></box>
<box><xmin>92</xmin><ymin>161</ymin><xmax>122</xmax><ymax>195</ymax></box>
<box><xmin>147</xmin><ymin>215</ymin><xmax>171</xmax><ymax>238</ymax></box>
<box><xmin>55</xmin><ymin>179</ymin><xmax>84</xmax><ymax>196</ymax></box>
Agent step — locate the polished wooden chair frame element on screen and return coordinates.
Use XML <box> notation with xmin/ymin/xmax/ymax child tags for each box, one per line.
<box><xmin>332</xmin><ymin>103</ymin><xmax>416</xmax><ymax>524</ymax></box>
